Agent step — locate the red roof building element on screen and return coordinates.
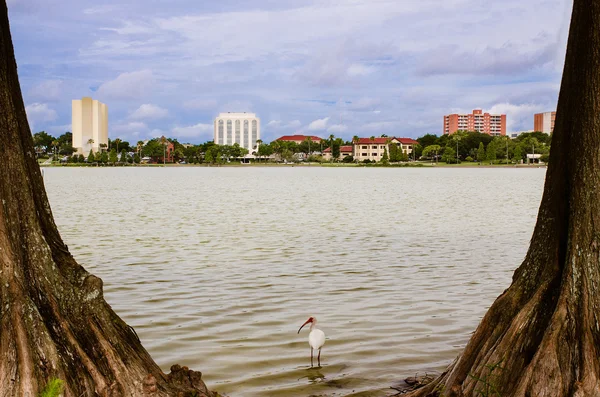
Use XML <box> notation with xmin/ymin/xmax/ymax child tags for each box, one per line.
<box><xmin>276</xmin><ymin>135</ymin><xmax>323</xmax><ymax>144</ymax></box>
<box><xmin>323</xmin><ymin>145</ymin><xmax>353</xmax><ymax>160</ymax></box>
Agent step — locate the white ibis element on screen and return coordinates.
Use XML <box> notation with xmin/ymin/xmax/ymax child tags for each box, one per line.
<box><xmin>297</xmin><ymin>316</ymin><xmax>325</xmax><ymax>367</ymax></box>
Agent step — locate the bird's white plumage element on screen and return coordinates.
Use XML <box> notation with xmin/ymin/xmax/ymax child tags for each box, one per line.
<box><xmin>308</xmin><ymin>328</ymin><xmax>325</xmax><ymax>350</ymax></box>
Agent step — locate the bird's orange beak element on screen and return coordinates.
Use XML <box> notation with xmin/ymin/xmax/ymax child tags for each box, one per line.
<box><xmin>297</xmin><ymin>318</ymin><xmax>312</xmax><ymax>334</ymax></box>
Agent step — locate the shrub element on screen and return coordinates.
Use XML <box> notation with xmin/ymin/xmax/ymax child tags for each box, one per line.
<box><xmin>465</xmin><ymin>156</ymin><xmax>474</xmax><ymax>162</ymax></box>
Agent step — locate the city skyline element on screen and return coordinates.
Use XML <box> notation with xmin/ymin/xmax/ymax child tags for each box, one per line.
<box><xmin>12</xmin><ymin>0</ymin><xmax>571</xmax><ymax>144</ymax></box>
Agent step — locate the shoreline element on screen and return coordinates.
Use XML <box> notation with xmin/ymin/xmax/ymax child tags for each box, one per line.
<box><xmin>39</xmin><ymin>162</ymin><xmax>547</xmax><ymax>169</ymax></box>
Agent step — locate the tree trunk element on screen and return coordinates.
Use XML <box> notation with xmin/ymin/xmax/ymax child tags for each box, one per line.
<box><xmin>406</xmin><ymin>1</ymin><xmax>600</xmax><ymax>396</ymax></box>
<box><xmin>0</xmin><ymin>3</ymin><xmax>213</xmax><ymax>396</ymax></box>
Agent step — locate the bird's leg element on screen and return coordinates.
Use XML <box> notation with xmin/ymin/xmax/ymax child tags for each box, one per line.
<box><xmin>318</xmin><ymin>348</ymin><xmax>321</xmax><ymax>367</ymax></box>
<box><xmin>311</xmin><ymin>348</ymin><xmax>313</xmax><ymax>367</ymax></box>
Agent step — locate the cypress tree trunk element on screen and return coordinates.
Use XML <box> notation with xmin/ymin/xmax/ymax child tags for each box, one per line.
<box><xmin>0</xmin><ymin>2</ymin><xmax>213</xmax><ymax>396</ymax></box>
<box><xmin>407</xmin><ymin>0</ymin><xmax>600</xmax><ymax>395</ymax></box>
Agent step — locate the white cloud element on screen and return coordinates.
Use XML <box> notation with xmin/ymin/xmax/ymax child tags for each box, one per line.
<box><xmin>347</xmin><ymin>63</ymin><xmax>376</xmax><ymax>77</ymax></box>
<box><xmin>487</xmin><ymin>103</ymin><xmax>546</xmax><ymax>133</ymax></box>
<box><xmin>171</xmin><ymin>123</ymin><xmax>213</xmax><ymax>138</ymax></box>
<box><xmin>308</xmin><ymin>117</ymin><xmax>329</xmax><ymax>131</ymax></box>
<box><xmin>327</xmin><ymin>124</ymin><xmax>348</xmax><ymax>133</ymax></box>
<box><xmin>266</xmin><ymin>119</ymin><xmax>302</xmax><ymax>130</ymax></box>
<box><xmin>287</xmin><ymin>120</ymin><xmax>302</xmax><ymax>129</ymax></box>
<box><xmin>113</xmin><ymin>121</ymin><xmax>148</xmax><ymax>134</ymax></box>
<box><xmin>183</xmin><ymin>99</ymin><xmax>218</xmax><ymax>110</ymax></box>
<box><xmin>26</xmin><ymin>103</ymin><xmax>57</xmax><ymax>129</ymax></box>
<box><xmin>97</xmin><ymin>70</ymin><xmax>155</xmax><ymax>99</ymax></box>
<box><xmin>28</xmin><ymin>80</ymin><xmax>63</xmax><ymax>102</ymax></box>
<box><xmin>360</xmin><ymin>121</ymin><xmax>400</xmax><ymax>133</ymax></box>
<box><xmin>129</xmin><ymin>104</ymin><xmax>169</xmax><ymax>120</ymax></box>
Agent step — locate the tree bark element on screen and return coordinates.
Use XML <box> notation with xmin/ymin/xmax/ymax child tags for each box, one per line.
<box><xmin>406</xmin><ymin>1</ymin><xmax>600</xmax><ymax>396</ymax></box>
<box><xmin>0</xmin><ymin>3</ymin><xmax>214</xmax><ymax>396</ymax></box>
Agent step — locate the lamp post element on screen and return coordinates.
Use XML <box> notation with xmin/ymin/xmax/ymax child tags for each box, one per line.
<box><xmin>456</xmin><ymin>136</ymin><xmax>461</xmax><ymax>164</ymax></box>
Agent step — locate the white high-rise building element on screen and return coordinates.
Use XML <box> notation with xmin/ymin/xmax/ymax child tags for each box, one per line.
<box><xmin>72</xmin><ymin>97</ymin><xmax>108</xmax><ymax>155</ymax></box>
<box><xmin>214</xmin><ymin>112</ymin><xmax>260</xmax><ymax>153</ymax></box>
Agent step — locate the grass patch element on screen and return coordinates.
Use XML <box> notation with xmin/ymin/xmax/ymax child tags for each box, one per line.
<box><xmin>39</xmin><ymin>378</ymin><xmax>64</xmax><ymax>397</ymax></box>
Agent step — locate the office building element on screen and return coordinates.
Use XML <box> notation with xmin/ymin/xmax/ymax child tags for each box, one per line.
<box><xmin>214</xmin><ymin>112</ymin><xmax>260</xmax><ymax>153</ymax></box>
<box><xmin>72</xmin><ymin>97</ymin><xmax>108</xmax><ymax>154</ymax></box>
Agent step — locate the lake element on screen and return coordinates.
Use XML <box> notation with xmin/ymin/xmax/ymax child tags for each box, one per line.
<box><xmin>43</xmin><ymin>166</ymin><xmax>546</xmax><ymax>396</ymax></box>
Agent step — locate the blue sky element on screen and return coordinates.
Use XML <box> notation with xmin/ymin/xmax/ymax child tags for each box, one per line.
<box><xmin>10</xmin><ymin>0</ymin><xmax>572</xmax><ymax>144</ymax></box>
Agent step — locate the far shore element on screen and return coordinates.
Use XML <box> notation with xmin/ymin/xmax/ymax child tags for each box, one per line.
<box><xmin>39</xmin><ymin>161</ymin><xmax>547</xmax><ymax>169</ymax></box>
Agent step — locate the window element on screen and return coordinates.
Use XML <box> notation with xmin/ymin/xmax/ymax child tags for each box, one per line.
<box><xmin>372</xmin><ymin>146</ymin><xmax>377</xmax><ymax>149</ymax></box>
<box><xmin>218</xmin><ymin>120</ymin><xmax>224</xmax><ymax>144</ymax></box>
<box><xmin>243</xmin><ymin>120</ymin><xmax>249</xmax><ymax>147</ymax></box>
<box><xmin>362</xmin><ymin>153</ymin><xmax>368</xmax><ymax>156</ymax></box>
<box><xmin>227</xmin><ymin>120</ymin><xmax>232</xmax><ymax>143</ymax></box>
<box><xmin>252</xmin><ymin>120</ymin><xmax>258</xmax><ymax>147</ymax></box>
<box><xmin>362</xmin><ymin>146</ymin><xmax>367</xmax><ymax>149</ymax></box>
<box><xmin>373</xmin><ymin>153</ymin><xmax>378</xmax><ymax>156</ymax></box>
<box><xmin>235</xmin><ymin>120</ymin><xmax>241</xmax><ymax>144</ymax></box>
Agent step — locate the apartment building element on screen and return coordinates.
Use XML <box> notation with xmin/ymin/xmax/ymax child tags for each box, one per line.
<box><xmin>534</xmin><ymin>111</ymin><xmax>556</xmax><ymax>134</ymax></box>
<box><xmin>443</xmin><ymin>109</ymin><xmax>506</xmax><ymax>136</ymax></box>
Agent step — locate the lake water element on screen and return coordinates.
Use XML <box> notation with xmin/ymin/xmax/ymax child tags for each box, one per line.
<box><xmin>43</xmin><ymin>167</ymin><xmax>546</xmax><ymax>397</ymax></box>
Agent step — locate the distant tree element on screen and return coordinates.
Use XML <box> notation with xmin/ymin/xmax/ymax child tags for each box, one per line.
<box><xmin>32</xmin><ymin>131</ymin><xmax>55</xmax><ymax>153</ymax></box>
<box><xmin>120</xmin><ymin>149</ymin><xmax>128</xmax><ymax>163</ymax></box>
<box><xmin>486</xmin><ymin>141</ymin><xmax>497</xmax><ymax>163</ymax></box>
<box><xmin>134</xmin><ymin>153</ymin><xmax>140</xmax><ymax>164</ymax></box>
<box><xmin>417</xmin><ymin>133</ymin><xmax>438</xmax><ymax>149</ymax></box>
<box><xmin>108</xmin><ymin>149</ymin><xmax>118</xmax><ymax>164</ymax></box>
<box><xmin>59</xmin><ymin>144</ymin><xmax>76</xmax><ymax>155</ymax></box>
<box><xmin>477</xmin><ymin>142</ymin><xmax>486</xmax><ymax>162</ymax></box>
<box><xmin>380</xmin><ymin>147</ymin><xmax>389</xmax><ymax>165</ymax></box>
<box><xmin>87</xmin><ymin>150</ymin><xmax>94</xmax><ymax>163</ymax></box>
<box><xmin>388</xmin><ymin>143</ymin><xmax>400</xmax><ymax>162</ymax></box>
<box><xmin>78</xmin><ymin>154</ymin><xmax>84</xmax><ymax>163</ymax></box>
<box><xmin>422</xmin><ymin>144</ymin><xmax>441</xmax><ymax>163</ymax></box>
<box><xmin>442</xmin><ymin>146</ymin><xmax>456</xmax><ymax>163</ymax></box>
<box><xmin>101</xmin><ymin>151</ymin><xmax>108</xmax><ymax>164</ymax></box>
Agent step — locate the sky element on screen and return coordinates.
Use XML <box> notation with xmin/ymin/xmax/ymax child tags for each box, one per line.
<box><xmin>8</xmin><ymin>0</ymin><xmax>573</xmax><ymax>144</ymax></box>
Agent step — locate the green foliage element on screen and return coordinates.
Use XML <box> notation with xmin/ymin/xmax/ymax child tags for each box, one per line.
<box><xmin>465</xmin><ymin>156</ymin><xmax>474</xmax><ymax>162</ymax></box>
<box><xmin>101</xmin><ymin>151</ymin><xmax>108</xmax><ymax>164</ymax></box>
<box><xmin>134</xmin><ymin>153</ymin><xmax>140</xmax><ymax>164</ymax></box>
<box><xmin>342</xmin><ymin>155</ymin><xmax>354</xmax><ymax>163</ymax></box>
<box><xmin>87</xmin><ymin>150</ymin><xmax>95</xmax><ymax>163</ymax></box>
<box><xmin>388</xmin><ymin>143</ymin><xmax>400</xmax><ymax>162</ymax></box>
<box><xmin>477</xmin><ymin>142</ymin><xmax>486</xmax><ymax>162</ymax></box>
<box><xmin>120</xmin><ymin>149</ymin><xmax>128</xmax><ymax>163</ymax></box>
<box><xmin>442</xmin><ymin>146</ymin><xmax>458</xmax><ymax>163</ymax></box>
<box><xmin>33</xmin><ymin>131</ymin><xmax>55</xmax><ymax>153</ymax></box>
<box><xmin>380</xmin><ymin>147</ymin><xmax>389</xmax><ymax>165</ymax></box>
<box><xmin>39</xmin><ymin>378</ymin><xmax>64</xmax><ymax>397</ymax></box>
<box><xmin>486</xmin><ymin>141</ymin><xmax>497</xmax><ymax>162</ymax></box>
<box><xmin>109</xmin><ymin>149</ymin><xmax>118</xmax><ymax>164</ymax></box>
<box><xmin>422</xmin><ymin>144</ymin><xmax>441</xmax><ymax>159</ymax></box>
<box><xmin>513</xmin><ymin>145</ymin><xmax>523</xmax><ymax>162</ymax></box>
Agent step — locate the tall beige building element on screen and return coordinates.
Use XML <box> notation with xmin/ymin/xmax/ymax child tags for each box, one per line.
<box><xmin>72</xmin><ymin>97</ymin><xmax>108</xmax><ymax>154</ymax></box>
<box><xmin>214</xmin><ymin>112</ymin><xmax>260</xmax><ymax>153</ymax></box>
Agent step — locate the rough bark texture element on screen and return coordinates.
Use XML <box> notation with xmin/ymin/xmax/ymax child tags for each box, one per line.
<box><xmin>406</xmin><ymin>1</ymin><xmax>600</xmax><ymax>396</ymax></box>
<box><xmin>0</xmin><ymin>3</ymin><xmax>214</xmax><ymax>396</ymax></box>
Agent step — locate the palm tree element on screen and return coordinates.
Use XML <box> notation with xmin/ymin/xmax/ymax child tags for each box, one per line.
<box><xmin>87</xmin><ymin>138</ymin><xmax>94</xmax><ymax>153</ymax></box>
<box><xmin>99</xmin><ymin>143</ymin><xmax>107</xmax><ymax>152</ymax></box>
<box><xmin>160</xmin><ymin>136</ymin><xmax>167</xmax><ymax>165</ymax></box>
<box><xmin>51</xmin><ymin>140</ymin><xmax>59</xmax><ymax>161</ymax></box>
<box><xmin>256</xmin><ymin>139</ymin><xmax>263</xmax><ymax>162</ymax></box>
<box><xmin>114</xmin><ymin>138</ymin><xmax>121</xmax><ymax>153</ymax></box>
<box><xmin>136</xmin><ymin>140</ymin><xmax>144</xmax><ymax>163</ymax></box>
